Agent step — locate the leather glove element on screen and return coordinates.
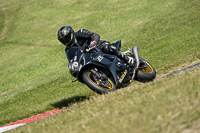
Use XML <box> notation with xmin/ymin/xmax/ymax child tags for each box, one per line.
<box><xmin>88</xmin><ymin>41</ymin><xmax>97</xmax><ymax>51</ymax></box>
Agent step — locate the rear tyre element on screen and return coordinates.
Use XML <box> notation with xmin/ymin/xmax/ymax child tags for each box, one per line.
<box><xmin>82</xmin><ymin>69</ymin><xmax>116</xmax><ymax>94</ymax></box>
<box><xmin>134</xmin><ymin>58</ymin><xmax>156</xmax><ymax>82</ymax></box>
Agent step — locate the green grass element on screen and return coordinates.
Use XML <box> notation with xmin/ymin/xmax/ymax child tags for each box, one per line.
<box><xmin>0</xmin><ymin>0</ymin><xmax>200</xmax><ymax>131</ymax></box>
<box><xmin>10</xmin><ymin>66</ymin><xmax>200</xmax><ymax>133</ymax></box>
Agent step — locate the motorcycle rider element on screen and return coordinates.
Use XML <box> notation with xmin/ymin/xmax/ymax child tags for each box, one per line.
<box><xmin>57</xmin><ymin>25</ymin><xmax>134</xmax><ymax>65</ymax></box>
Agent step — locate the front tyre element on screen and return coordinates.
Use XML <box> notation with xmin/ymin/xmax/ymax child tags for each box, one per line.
<box><xmin>82</xmin><ymin>69</ymin><xmax>116</xmax><ymax>94</ymax></box>
<box><xmin>134</xmin><ymin>58</ymin><xmax>156</xmax><ymax>82</ymax></box>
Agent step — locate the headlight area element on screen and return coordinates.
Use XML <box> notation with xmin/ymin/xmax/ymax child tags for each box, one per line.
<box><xmin>68</xmin><ymin>61</ymin><xmax>79</xmax><ymax>78</ymax></box>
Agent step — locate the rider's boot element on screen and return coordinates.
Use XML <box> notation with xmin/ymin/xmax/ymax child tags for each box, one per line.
<box><xmin>102</xmin><ymin>44</ymin><xmax>135</xmax><ymax>66</ymax></box>
<box><xmin>118</xmin><ymin>52</ymin><xmax>135</xmax><ymax>66</ymax></box>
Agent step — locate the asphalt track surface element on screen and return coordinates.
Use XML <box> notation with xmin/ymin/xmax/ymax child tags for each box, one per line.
<box><xmin>0</xmin><ymin>62</ymin><xmax>199</xmax><ymax>133</ymax></box>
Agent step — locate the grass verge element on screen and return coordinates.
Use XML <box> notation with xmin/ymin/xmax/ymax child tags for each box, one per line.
<box><xmin>10</xmin><ymin>66</ymin><xmax>200</xmax><ymax>133</ymax></box>
<box><xmin>0</xmin><ymin>0</ymin><xmax>199</xmax><ymax>129</ymax></box>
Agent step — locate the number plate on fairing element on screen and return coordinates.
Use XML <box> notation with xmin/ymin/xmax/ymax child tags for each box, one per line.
<box><xmin>93</xmin><ymin>55</ymin><xmax>112</xmax><ymax>67</ymax></box>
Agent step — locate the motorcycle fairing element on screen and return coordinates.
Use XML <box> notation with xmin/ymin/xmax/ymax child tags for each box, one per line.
<box><xmin>66</xmin><ymin>40</ymin><xmax>131</xmax><ymax>87</ymax></box>
<box><xmin>78</xmin><ymin>52</ymin><xmax>130</xmax><ymax>86</ymax></box>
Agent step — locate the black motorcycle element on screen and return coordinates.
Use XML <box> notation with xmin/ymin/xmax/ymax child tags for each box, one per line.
<box><xmin>66</xmin><ymin>40</ymin><xmax>156</xmax><ymax>94</ymax></box>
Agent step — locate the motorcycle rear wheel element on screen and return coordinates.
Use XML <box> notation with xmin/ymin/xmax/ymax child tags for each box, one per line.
<box><xmin>82</xmin><ymin>69</ymin><xmax>116</xmax><ymax>94</ymax></box>
<box><xmin>134</xmin><ymin>58</ymin><xmax>156</xmax><ymax>82</ymax></box>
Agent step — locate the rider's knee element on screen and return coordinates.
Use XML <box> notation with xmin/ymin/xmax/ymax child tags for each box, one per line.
<box><xmin>101</xmin><ymin>42</ymin><xmax>119</xmax><ymax>56</ymax></box>
<box><xmin>101</xmin><ymin>42</ymin><xmax>110</xmax><ymax>54</ymax></box>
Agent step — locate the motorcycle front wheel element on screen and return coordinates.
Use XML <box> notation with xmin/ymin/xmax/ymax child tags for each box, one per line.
<box><xmin>134</xmin><ymin>57</ymin><xmax>156</xmax><ymax>82</ymax></box>
<box><xmin>82</xmin><ymin>69</ymin><xmax>116</xmax><ymax>94</ymax></box>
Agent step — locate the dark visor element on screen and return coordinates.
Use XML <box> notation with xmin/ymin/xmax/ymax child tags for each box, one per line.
<box><xmin>59</xmin><ymin>33</ymin><xmax>72</xmax><ymax>46</ymax></box>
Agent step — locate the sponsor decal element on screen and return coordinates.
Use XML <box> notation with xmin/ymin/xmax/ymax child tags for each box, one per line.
<box><xmin>119</xmin><ymin>69</ymin><xmax>127</xmax><ymax>83</ymax></box>
<box><xmin>97</xmin><ymin>55</ymin><xmax>103</xmax><ymax>62</ymax></box>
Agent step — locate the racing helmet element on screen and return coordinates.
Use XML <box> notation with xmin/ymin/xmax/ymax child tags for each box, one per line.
<box><xmin>57</xmin><ymin>26</ymin><xmax>74</xmax><ymax>47</ymax></box>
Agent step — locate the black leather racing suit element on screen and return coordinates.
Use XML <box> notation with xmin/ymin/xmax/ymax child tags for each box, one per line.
<box><xmin>65</xmin><ymin>29</ymin><xmax>128</xmax><ymax>61</ymax></box>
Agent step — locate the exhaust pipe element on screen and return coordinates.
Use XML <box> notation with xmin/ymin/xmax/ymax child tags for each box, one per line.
<box><xmin>132</xmin><ymin>46</ymin><xmax>140</xmax><ymax>70</ymax></box>
<box><xmin>131</xmin><ymin>46</ymin><xmax>140</xmax><ymax>81</ymax></box>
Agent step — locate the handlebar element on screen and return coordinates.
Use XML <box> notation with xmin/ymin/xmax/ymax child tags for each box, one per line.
<box><xmin>80</xmin><ymin>41</ymin><xmax>100</xmax><ymax>53</ymax></box>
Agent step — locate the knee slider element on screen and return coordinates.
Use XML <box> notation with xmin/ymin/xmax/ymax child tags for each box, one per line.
<box><xmin>109</xmin><ymin>44</ymin><xmax>120</xmax><ymax>55</ymax></box>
